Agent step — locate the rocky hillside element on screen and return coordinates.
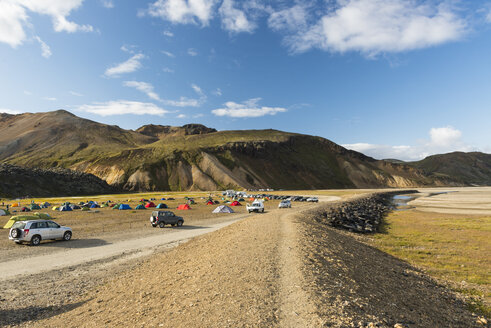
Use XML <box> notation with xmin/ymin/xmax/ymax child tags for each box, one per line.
<box><xmin>0</xmin><ymin>110</ymin><xmax>488</xmax><ymax>192</ymax></box>
<box><xmin>0</xmin><ymin>163</ymin><xmax>116</xmax><ymax>198</ymax></box>
<box><xmin>409</xmin><ymin>152</ymin><xmax>491</xmax><ymax>186</ymax></box>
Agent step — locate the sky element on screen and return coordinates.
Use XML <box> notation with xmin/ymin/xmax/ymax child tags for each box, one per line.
<box><xmin>1</xmin><ymin>0</ymin><xmax>491</xmax><ymax>161</ymax></box>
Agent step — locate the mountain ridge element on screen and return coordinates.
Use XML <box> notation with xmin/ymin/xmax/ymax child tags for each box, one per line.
<box><xmin>0</xmin><ymin>110</ymin><xmax>489</xmax><ymax>192</ymax></box>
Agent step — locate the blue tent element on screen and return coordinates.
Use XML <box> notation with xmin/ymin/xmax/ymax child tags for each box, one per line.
<box><xmin>90</xmin><ymin>204</ymin><xmax>100</xmax><ymax>208</ymax></box>
<box><xmin>59</xmin><ymin>205</ymin><xmax>72</xmax><ymax>211</ymax></box>
<box><xmin>160</xmin><ymin>198</ymin><xmax>166</xmax><ymax>200</ymax></box>
<box><xmin>135</xmin><ymin>204</ymin><xmax>145</xmax><ymax>210</ymax></box>
<box><xmin>156</xmin><ymin>203</ymin><xmax>168</xmax><ymax>209</ymax></box>
<box><xmin>118</xmin><ymin>204</ymin><xmax>131</xmax><ymax>210</ymax></box>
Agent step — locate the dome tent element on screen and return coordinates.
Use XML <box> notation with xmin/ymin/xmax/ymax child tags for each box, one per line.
<box><xmin>156</xmin><ymin>203</ymin><xmax>168</xmax><ymax>209</ymax></box>
<box><xmin>145</xmin><ymin>202</ymin><xmax>156</xmax><ymax>208</ymax></box>
<box><xmin>135</xmin><ymin>204</ymin><xmax>145</xmax><ymax>210</ymax></box>
<box><xmin>59</xmin><ymin>205</ymin><xmax>72</xmax><ymax>211</ymax></box>
<box><xmin>177</xmin><ymin>204</ymin><xmax>191</xmax><ymax>210</ymax></box>
<box><xmin>230</xmin><ymin>201</ymin><xmax>241</xmax><ymax>206</ymax></box>
<box><xmin>119</xmin><ymin>204</ymin><xmax>131</xmax><ymax>210</ymax></box>
<box><xmin>212</xmin><ymin>205</ymin><xmax>234</xmax><ymax>213</ymax></box>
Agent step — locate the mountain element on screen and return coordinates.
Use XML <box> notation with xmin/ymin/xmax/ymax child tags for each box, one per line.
<box><xmin>409</xmin><ymin>152</ymin><xmax>491</xmax><ymax>186</ymax></box>
<box><xmin>0</xmin><ymin>110</ymin><xmax>487</xmax><ymax>192</ymax></box>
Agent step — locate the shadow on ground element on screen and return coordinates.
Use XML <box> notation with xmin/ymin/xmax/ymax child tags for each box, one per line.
<box><xmin>0</xmin><ymin>300</ymin><xmax>88</xmax><ymax>327</ymax></box>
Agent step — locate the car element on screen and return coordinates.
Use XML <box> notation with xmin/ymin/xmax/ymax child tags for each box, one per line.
<box><xmin>278</xmin><ymin>200</ymin><xmax>291</xmax><ymax>208</ymax></box>
<box><xmin>9</xmin><ymin>220</ymin><xmax>72</xmax><ymax>246</ymax></box>
<box><xmin>246</xmin><ymin>200</ymin><xmax>264</xmax><ymax>213</ymax></box>
<box><xmin>306</xmin><ymin>197</ymin><xmax>319</xmax><ymax>203</ymax></box>
<box><xmin>150</xmin><ymin>210</ymin><xmax>184</xmax><ymax>228</ymax></box>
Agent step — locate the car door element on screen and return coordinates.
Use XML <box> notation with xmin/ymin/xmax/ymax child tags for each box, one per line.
<box><xmin>36</xmin><ymin>221</ymin><xmax>49</xmax><ymax>239</ymax></box>
<box><xmin>47</xmin><ymin>221</ymin><xmax>62</xmax><ymax>239</ymax></box>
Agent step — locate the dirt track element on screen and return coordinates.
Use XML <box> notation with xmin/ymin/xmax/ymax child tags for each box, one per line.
<box><xmin>0</xmin><ymin>192</ymin><xmax>485</xmax><ymax>327</ymax></box>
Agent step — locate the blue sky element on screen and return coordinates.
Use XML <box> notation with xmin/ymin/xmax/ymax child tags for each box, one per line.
<box><xmin>1</xmin><ymin>0</ymin><xmax>491</xmax><ymax>160</ymax></box>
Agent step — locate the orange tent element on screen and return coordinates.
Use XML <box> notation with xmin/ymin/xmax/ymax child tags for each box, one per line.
<box><xmin>177</xmin><ymin>204</ymin><xmax>191</xmax><ymax>210</ymax></box>
<box><xmin>145</xmin><ymin>202</ymin><xmax>156</xmax><ymax>208</ymax></box>
<box><xmin>11</xmin><ymin>203</ymin><xmax>20</xmax><ymax>207</ymax></box>
<box><xmin>206</xmin><ymin>201</ymin><xmax>214</xmax><ymax>205</ymax></box>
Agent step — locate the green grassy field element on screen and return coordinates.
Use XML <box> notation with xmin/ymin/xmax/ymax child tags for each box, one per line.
<box><xmin>371</xmin><ymin>209</ymin><xmax>491</xmax><ymax>316</ymax></box>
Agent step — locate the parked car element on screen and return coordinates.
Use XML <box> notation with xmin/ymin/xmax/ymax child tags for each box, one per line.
<box><xmin>278</xmin><ymin>200</ymin><xmax>291</xmax><ymax>208</ymax></box>
<box><xmin>150</xmin><ymin>211</ymin><xmax>184</xmax><ymax>228</ymax></box>
<box><xmin>246</xmin><ymin>200</ymin><xmax>264</xmax><ymax>213</ymax></box>
<box><xmin>9</xmin><ymin>220</ymin><xmax>72</xmax><ymax>246</ymax></box>
<box><xmin>306</xmin><ymin>197</ymin><xmax>319</xmax><ymax>203</ymax></box>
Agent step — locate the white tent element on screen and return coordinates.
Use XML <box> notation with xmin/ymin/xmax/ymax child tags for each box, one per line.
<box><xmin>212</xmin><ymin>205</ymin><xmax>234</xmax><ymax>213</ymax></box>
<box><xmin>0</xmin><ymin>210</ymin><xmax>6</xmax><ymax>216</ymax></box>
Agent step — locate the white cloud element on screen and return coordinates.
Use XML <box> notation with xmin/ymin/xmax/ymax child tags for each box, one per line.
<box><xmin>161</xmin><ymin>50</ymin><xmax>175</xmax><ymax>57</ymax></box>
<box><xmin>101</xmin><ymin>0</ymin><xmax>114</xmax><ymax>9</ymax></box>
<box><xmin>0</xmin><ymin>0</ymin><xmax>94</xmax><ymax>47</ymax></box>
<box><xmin>219</xmin><ymin>0</ymin><xmax>255</xmax><ymax>33</ymax></box>
<box><xmin>187</xmin><ymin>48</ymin><xmax>198</xmax><ymax>56</ymax></box>
<box><xmin>0</xmin><ymin>1</ymin><xmax>27</xmax><ymax>47</ymax></box>
<box><xmin>212</xmin><ymin>88</ymin><xmax>222</xmax><ymax>96</ymax></box>
<box><xmin>268</xmin><ymin>4</ymin><xmax>308</xmax><ymax>32</ymax></box>
<box><xmin>163</xmin><ymin>97</ymin><xmax>200</xmax><ymax>107</ymax></box>
<box><xmin>163</xmin><ymin>30</ymin><xmax>174</xmax><ymax>37</ymax></box>
<box><xmin>343</xmin><ymin>126</ymin><xmax>473</xmax><ymax>161</ymax></box>
<box><xmin>429</xmin><ymin>126</ymin><xmax>462</xmax><ymax>147</ymax></box>
<box><xmin>177</xmin><ymin>114</ymin><xmax>187</xmax><ymax>118</ymax></box>
<box><xmin>124</xmin><ymin>81</ymin><xmax>161</xmax><ymax>101</ymax></box>
<box><xmin>43</xmin><ymin>97</ymin><xmax>57</xmax><ymax>101</ymax></box>
<box><xmin>34</xmin><ymin>36</ymin><xmax>52</xmax><ymax>58</ymax></box>
<box><xmin>212</xmin><ymin>98</ymin><xmax>287</xmax><ymax>118</ymax></box>
<box><xmin>191</xmin><ymin>83</ymin><xmax>204</xmax><ymax>96</ymax></box>
<box><xmin>69</xmin><ymin>91</ymin><xmax>83</xmax><ymax>96</ymax></box>
<box><xmin>148</xmin><ymin>0</ymin><xmax>217</xmax><ymax>26</ymax></box>
<box><xmin>283</xmin><ymin>0</ymin><xmax>467</xmax><ymax>56</ymax></box>
<box><xmin>105</xmin><ymin>54</ymin><xmax>145</xmax><ymax>77</ymax></box>
<box><xmin>0</xmin><ymin>108</ymin><xmax>22</xmax><ymax>114</ymax></box>
<box><xmin>163</xmin><ymin>67</ymin><xmax>175</xmax><ymax>73</ymax></box>
<box><xmin>77</xmin><ymin>100</ymin><xmax>168</xmax><ymax>116</ymax></box>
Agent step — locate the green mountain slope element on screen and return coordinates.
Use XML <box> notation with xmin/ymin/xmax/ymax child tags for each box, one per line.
<box><xmin>1</xmin><ymin>110</ymin><xmax>487</xmax><ymax>192</ymax></box>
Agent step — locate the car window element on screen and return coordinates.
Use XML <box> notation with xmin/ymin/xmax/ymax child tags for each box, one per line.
<box><xmin>30</xmin><ymin>222</ymin><xmax>38</xmax><ymax>229</ymax></box>
<box><xmin>47</xmin><ymin>221</ymin><xmax>60</xmax><ymax>228</ymax></box>
<box><xmin>37</xmin><ymin>222</ymin><xmax>48</xmax><ymax>229</ymax></box>
<box><xmin>12</xmin><ymin>222</ymin><xmax>26</xmax><ymax>229</ymax></box>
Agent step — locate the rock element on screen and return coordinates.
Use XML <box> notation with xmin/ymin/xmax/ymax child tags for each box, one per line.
<box><xmin>477</xmin><ymin>317</ymin><xmax>488</xmax><ymax>325</ymax></box>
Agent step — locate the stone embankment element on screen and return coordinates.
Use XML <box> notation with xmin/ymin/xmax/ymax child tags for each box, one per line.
<box><xmin>314</xmin><ymin>191</ymin><xmax>418</xmax><ymax>233</ymax></box>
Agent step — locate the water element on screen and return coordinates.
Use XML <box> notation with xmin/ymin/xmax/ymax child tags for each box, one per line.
<box><xmin>392</xmin><ymin>194</ymin><xmax>415</xmax><ymax>211</ymax></box>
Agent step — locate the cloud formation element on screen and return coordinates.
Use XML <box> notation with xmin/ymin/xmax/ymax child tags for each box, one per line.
<box><xmin>34</xmin><ymin>36</ymin><xmax>52</xmax><ymax>58</ymax></box>
<box><xmin>343</xmin><ymin>126</ymin><xmax>473</xmax><ymax>161</ymax></box>
<box><xmin>124</xmin><ymin>81</ymin><xmax>162</xmax><ymax>101</ymax></box>
<box><xmin>148</xmin><ymin>0</ymin><xmax>217</xmax><ymax>26</ymax></box>
<box><xmin>105</xmin><ymin>54</ymin><xmax>145</xmax><ymax>77</ymax></box>
<box><xmin>77</xmin><ymin>100</ymin><xmax>169</xmax><ymax>116</ymax></box>
<box><xmin>219</xmin><ymin>0</ymin><xmax>255</xmax><ymax>33</ymax></box>
<box><xmin>0</xmin><ymin>108</ymin><xmax>22</xmax><ymax>114</ymax></box>
<box><xmin>212</xmin><ymin>98</ymin><xmax>286</xmax><ymax>118</ymax></box>
<box><xmin>0</xmin><ymin>0</ymin><xmax>93</xmax><ymax>48</ymax></box>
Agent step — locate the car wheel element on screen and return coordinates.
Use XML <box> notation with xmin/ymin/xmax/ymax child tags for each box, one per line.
<box><xmin>177</xmin><ymin>221</ymin><xmax>183</xmax><ymax>227</ymax></box>
<box><xmin>31</xmin><ymin>235</ymin><xmax>41</xmax><ymax>246</ymax></box>
<box><xmin>152</xmin><ymin>224</ymin><xmax>157</xmax><ymax>228</ymax></box>
<box><xmin>261</xmin><ymin>209</ymin><xmax>264</xmax><ymax>213</ymax></box>
<box><xmin>10</xmin><ymin>228</ymin><xmax>21</xmax><ymax>238</ymax></box>
<box><xmin>159</xmin><ymin>222</ymin><xmax>165</xmax><ymax>228</ymax></box>
<box><xmin>63</xmin><ymin>231</ymin><xmax>72</xmax><ymax>241</ymax></box>
<box><xmin>14</xmin><ymin>241</ymin><xmax>22</xmax><ymax>244</ymax></box>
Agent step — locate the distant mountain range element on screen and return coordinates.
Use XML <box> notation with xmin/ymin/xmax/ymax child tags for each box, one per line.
<box><xmin>0</xmin><ymin>110</ymin><xmax>489</xmax><ymax>194</ymax></box>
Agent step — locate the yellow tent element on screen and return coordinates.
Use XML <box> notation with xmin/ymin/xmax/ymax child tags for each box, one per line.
<box><xmin>2</xmin><ymin>213</ymin><xmax>52</xmax><ymax>229</ymax></box>
<box><xmin>10</xmin><ymin>203</ymin><xmax>20</xmax><ymax>207</ymax></box>
<box><xmin>52</xmin><ymin>206</ymin><xmax>59</xmax><ymax>211</ymax></box>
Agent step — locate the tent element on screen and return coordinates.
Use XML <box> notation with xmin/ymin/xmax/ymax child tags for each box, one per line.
<box><xmin>160</xmin><ymin>197</ymin><xmax>166</xmax><ymax>200</ymax></box>
<box><xmin>59</xmin><ymin>205</ymin><xmax>72</xmax><ymax>212</ymax></box>
<box><xmin>30</xmin><ymin>204</ymin><xmax>41</xmax><ymax>210</ymax></box>
<box><xmin>188</xmin><ymin>199</ymin><xmax>196</xmax><ymax>205</ymax></box>
<box><xmin>167</xmin><ymin>198</ymin><xmax>175</xmax><ymax>201</ymax></box>
<box><xmin>156</xmin><ymin>203</ymin><xmax>168</xmax><ymax>209</ymax></box>
<box><xmin>90</xmin><ymin>204</ymin><xmax>100</xmax><ymax>208</ymax></box>
<box><xmin>52</xmin><ymin>206</ymin><xmax>59</xmax><ymax>211</ymax></box>
<box><xmin>119</xmin><ymin>204</ymin><xmax>131</xmax><ymax>210</ymax></box>
<box><xmin>78</xmin><ymin>201</ymin><xmax>85</xmax><ymax>205</ymax></box>
<box><xmin>101</xmin><ymin>204</ymin><xmax>108</xmax><ymax>208</ymax></box>
<box><xmin>135</xmin><ymin>204</ymin><xmax>145</xmax><ymax>210</ymax></box>
<box><xmin>112</xmin><ymin>204</ymin><xmax>120</xmax><ymax>210</ymax></box>
<box><xmin>212</xmin><ymin>205</ymin><xmax>234</xmax><ymax>213</ymax></box>
<box><xmin>206</xmin><ymin>201</ymin><xmax>214</xmax><ymax>205</ymax></box>
<box><xmin>214</xmin><ymin>200</ymin><xmax>220</xmax><ymax>204</ymax></box>
<box><xmin>230</xmin><ymin>201</ymin><xmax>242</xmax><ymax>206</ymax></box>
<box><xmin>42</xmin><ymin>202</ymin><xmax>51</xmax><ymax>207</ymax></box>
<box><xmin>11</xmin><ymin>203</ymin><xmax>20</xmax><ymax>207</ymax></box>
<box><xmin>70</xmin><ymin>204</ymin><xmax>81</xmax><ymax>210</ymax></box>
<box><xmin>3</xmin><ymin>213</ymin><xmax>52</xmax><ymax>229</ymax></box>
<box><xmin>0</xmin><ymin>209</ymin><xmax>7</xmax><ymax>216</ymax></box>
<box><xmin>21</xmin><ymin>207</ymin><xmax>31</xmax><ymax>212</ymax></box>
<box><xmin>140</xmin><ymin>198</ymin><xmax>148</xmax><ymax>202</ymax></box>
<box><xmin>145</xmin><ymin>202</ymin><xmax>156</xmax><ymax>208</ymax></box>
<box><xmin>177</xmin><ymin>204</ymin><xmax>191</xmax><ymax>210</ymax></box>
<box><xmin>238</xmin><ymin>198</ymin><xmax>245</xmax><ymax>202</ymax></box>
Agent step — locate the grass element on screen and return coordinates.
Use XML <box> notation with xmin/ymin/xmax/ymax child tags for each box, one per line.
<box><xmin>371</xmin><ymin>209</ymin><xmax>491</xmax><ymax>316</ymax></box>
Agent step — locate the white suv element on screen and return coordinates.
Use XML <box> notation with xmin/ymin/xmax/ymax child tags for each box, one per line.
<box><xmin>278</xmin><ymin>200</ymin><xmax>291</xmax><ymax>208</ymax></box>
<box><xmin>9</xmin><ymin>220</ymin><xmax>72</xmax><ymax>246</ymax></box>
